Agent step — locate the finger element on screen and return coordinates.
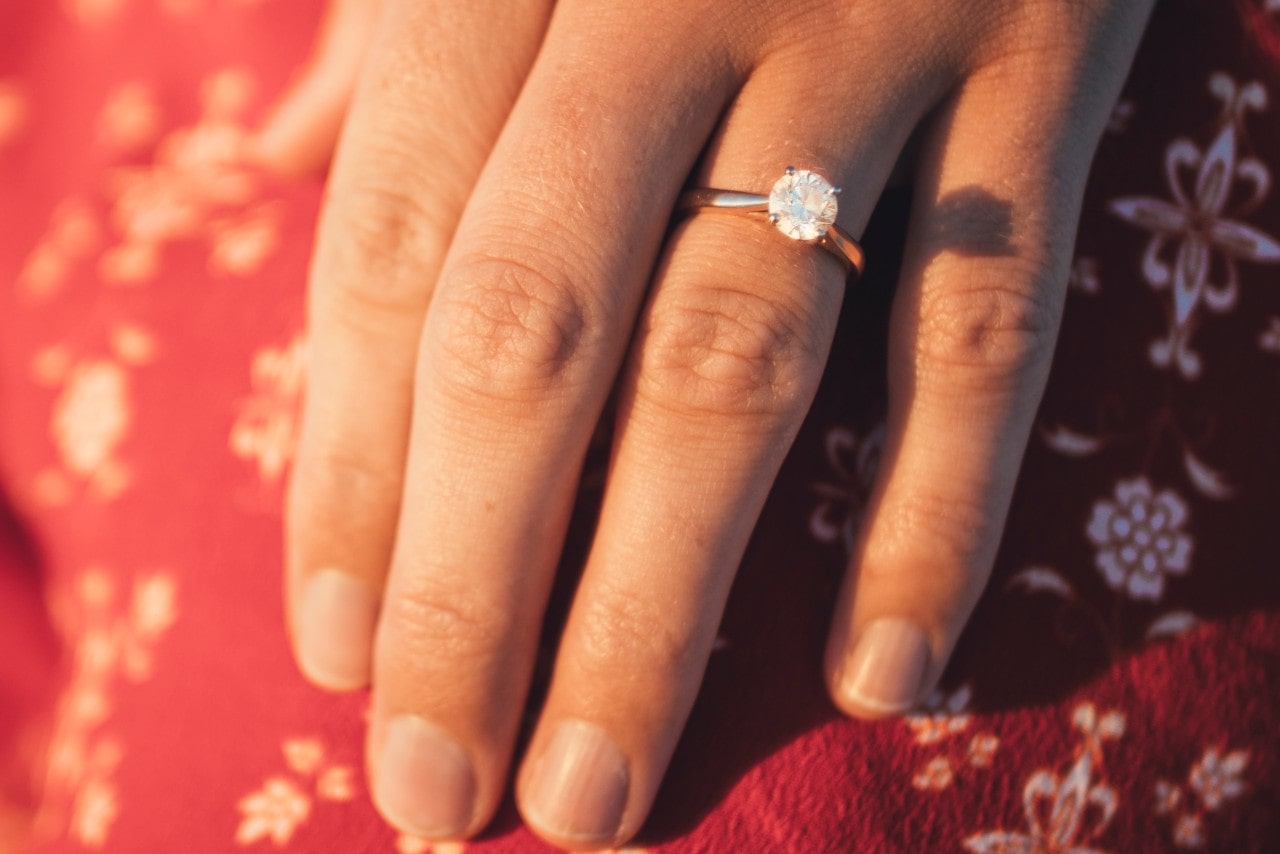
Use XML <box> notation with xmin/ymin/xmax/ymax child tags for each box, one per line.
<box><xmin>250</xmin><ymin>0</ymin><xmax>384</xmax><ymax>175</ymax></box>
<box><xmin>364</xmin><ymin>7</ymin><xmax>744</xmax><ymax>840</ymax></box>
<box><xmin>511</xmin><ymin>43</ymin><xmax>951</xmax><ymax>848</ymax></box>
<box><xmin>285</xmin><ymin>0</ymin><xmax>552</xmax><ymax>690</ymax></box>
<box><xmin>824</xmin><ymin>6</ymin><xmax>1154</xmax><ymax>717</ymax></box>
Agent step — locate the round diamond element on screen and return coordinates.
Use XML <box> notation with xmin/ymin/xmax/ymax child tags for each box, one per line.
<box><xmin>768</xmin><ymin>169</ymin><xmax>838</xmax><ymax>241</ymax></box>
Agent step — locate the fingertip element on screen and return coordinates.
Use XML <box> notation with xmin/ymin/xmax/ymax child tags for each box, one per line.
<box><xmin>251</xmin><ymin>0</ymin><xmax>382</xmax><ymax>176</ymax></box>
<box><xmin>248</xmin><ymin>92</ymin><xmax>345</xmax><ymax>177</ymax></box>
<box><xmin>370</xmin><ymin>714</ymin><xmax>478</xmax><ymax>841</ymax></box>
<box><xmin>293</xmin><ymin>568</ymin><xmax>378</xmax><ymax>691</ymax></box>
<box><xmin>249</xmin><ymin>54</ymin><xmax>360</xmax><ymax>176</ymax></box>
<box><xmin>517</xmin><ymin>719</ymin><xmax>630</xmax><ymax>851</ymax></box>
<box><xmin>826</xmin><ymin>617</ymin><xmax>932</xmax><ymax>720</ymax></box>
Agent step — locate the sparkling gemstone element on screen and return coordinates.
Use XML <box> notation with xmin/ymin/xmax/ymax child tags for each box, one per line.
<box><xmin>768</xmin><ymin>169</ymin><xmax>838</xmax><ymax>241</ymax></box>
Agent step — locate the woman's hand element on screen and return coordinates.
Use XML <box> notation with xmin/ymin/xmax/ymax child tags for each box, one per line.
<box><xmin>269</xmin><ymin>0</ymin><xmax>1153</xmax><ymax>847</ymax></box>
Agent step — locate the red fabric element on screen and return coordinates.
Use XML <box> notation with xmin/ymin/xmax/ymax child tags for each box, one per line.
<box><xmin>2</xmin><ymin>1</ymin><xmax>1280</xmax><ymax>851</ymax></box>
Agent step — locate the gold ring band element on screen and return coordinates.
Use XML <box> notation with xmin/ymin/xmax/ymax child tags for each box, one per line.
<box><xmin>677</xmin><ymin>168</ymin><xmax>865</xmax><ymax>279</ymax></box>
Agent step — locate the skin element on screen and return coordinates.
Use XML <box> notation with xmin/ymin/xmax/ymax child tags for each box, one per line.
<box><xmin>258</xmin><ymin>0</ymin><xmax>1155</xmax><ymax>848</ymax></box>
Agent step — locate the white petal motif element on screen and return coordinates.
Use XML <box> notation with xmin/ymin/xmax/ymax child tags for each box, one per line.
<box><xmin>1209</xmin><ymin>217</ymin><xmax>1280</xmax><ymax>262</ymax></box>
<box><xmin>1109</xmin><ymin>196</ymin><xmax>1189</xmax><ymax>235</ymax></box>
<box><xmin>1097</xmin><ymin>711</ymin><xmax>1125</xmax><ymax>739</ymax></box>
<box><xmin>235</xmin><ymin>777</ymin><xmax>310</xmax><ymax>846</ymax></box>
<box><xmin>1174</xmin><ymin>813</ymin><xmax>1204</xmax><ymax>848</ymax></box>
<box><xmin>1163</xmin><ymin>495</ymin><xmax>1189</xmax><ymax>528</ymax></box>
<box><xmin>1193</xmin><ymin>125</ymin><xmax>1236</xmax><ymax>217</ymax></box>
<box><xmin>1181</xmin><ymin>448</ymin><xmax>1232</xmax><ymax>500</ymax></box>
<box><xmin>1174</xmin><ymin>235</ymin><xmax>1210</xmax><ymax>326</ymax></box>
<box><xmin>1086</xmin><ymin>504</ymin><xmax>1115</xmax><ymax>546</ymax></box>
<box><xmin>1143</xmin><ymin>234</ymin><xmax>1174</xmax><ymax>287</ymax></box>
<box><xmin>1007</xmin><ymin>566</ymin><xmax>1076</xmax><ymax>598</ymax></box>
<box><xmin>1220</xmin><ymin>750</ymin><xmax>1250</xmax><ymax>776</ymax></box>
<box><xmin>1163</xmin><ymin>536</ymin><xmax>1192</xmax><ymax>573</ymax></box>
<box><xmin>963</xmin><ymin>832</ymin><xmax>1039</xmax><ymax>854</ymax></box>
<box><xmin>1042</xmin><ymin>424</ymin><xmax>1106</xmax><ymax>457</ymax></box>
<box><xmin>1097</xmin><ymin>551</ymin><xmax>1128</xmax><ymax>591</ymax></box>
<box><xmin>1145</xmin><ymin>611</ymin><xmax>1200</xmax><ymax>640</ymax></box>
<box><xmin>1127</xmin><ymin>568</ymin><xmax>1165</xmax><ymax>601</ymax></box>
<box><xmin>1115</xmin><ymin>478</ymin><xmax>1152</xmax><ymax>505</ymax></box>
<box><xmin>283</xmin><ymin>739</ymin><xmax>324</xmax><ymax>775</ymax></box>
<box><xmin>316</xmin><ymin>766</ymin><xmax>356</xmax><ymax>802</ymax></box>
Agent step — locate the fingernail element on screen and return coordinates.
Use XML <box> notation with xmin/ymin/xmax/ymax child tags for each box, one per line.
<box><xmin>839</xmin><ymin>618</ymin><xmax>931</xmax><ymax>714</ymax></box>
<box><xmin>524</xmin><ymin>720</ymin><xmax>628</xmax><ymax>844</ymax></box>
<box><xmin>295</xmin><ymin>569</ymin><xmax>377</xmax><ymax>690</ymax></box>
<box><xmin>375</xmin><ymin>715</ymin><xmax>475</xmax><ymax>838</ymax></box>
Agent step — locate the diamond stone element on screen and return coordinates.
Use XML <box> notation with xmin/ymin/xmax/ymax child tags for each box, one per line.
<box><xmin>768</xmin><ymin>168</ymin><xmax>838</xmax><ymax>241</ymax></box>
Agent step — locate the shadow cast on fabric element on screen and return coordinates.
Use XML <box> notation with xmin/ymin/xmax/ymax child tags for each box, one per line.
<box><xmin>0</xmin><ymin>483</ymin><xmax>61</xmax><ymax>843</ymax></box>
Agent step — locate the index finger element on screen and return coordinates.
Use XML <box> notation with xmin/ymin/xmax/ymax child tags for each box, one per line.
<box><xmin>286</xmin><ymin>0</ymin><xmax>553</xmax><ymax>690</ymax></box>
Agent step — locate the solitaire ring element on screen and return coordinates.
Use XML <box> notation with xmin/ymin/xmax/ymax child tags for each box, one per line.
<box><xmin>677</xmin><ymin>167</ymin><xmax>865</xmax><ymax>279</ymax></box>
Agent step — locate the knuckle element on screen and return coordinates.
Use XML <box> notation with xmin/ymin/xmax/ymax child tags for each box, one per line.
<box><xmin>861</xmin><ymin>488</ymin><xmax>992</xmax><ymax>589</ymax></box>
<box><xmin>987</xmin><ymin>1</ymin><xmax>1139</xmax><ymax>91</ymax></box>
<box><xmin>914</xmin><ymin>272</ymin><xmax>1061</xmax><ymax>387</ymax></box>
<box><xmin>291</xmin><ymin>439</ymin><xmax>402</xmax><ymax>522</ymax></box>
<box><xmin>317</xmin><ymin>181</ymin><xmax>446</xmax><ymax>319</ymax></box>
<box><xmin>1020</xmin><ymin>0</ymin><xmax>1122</xmax><ymax>38</ymax></box>
<box><xmin>382</xmin><ymin>575</ymin><xmax>506</xmax><ymax>665</ymax></box>
<box><xmin>428</xmin><ymin>254</ymin><xmax>596</xmax><ymax>403</ymax></box>
<box><xmin>574</xmin><ymin>589</ymin><xmax>694</xmax><ymax>678</ymax></box>
<box><xmin>638</xmin><ymin>285</ymin><xmax>825</xmax><ymax>419</ymax></box>
<box><xmin>886</xmin><ymin>488</ymin><xmax>986</xmax><ymax>564</ymax></box>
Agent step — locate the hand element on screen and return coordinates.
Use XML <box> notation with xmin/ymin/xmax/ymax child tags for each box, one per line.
<box><xmin>271</xmin><ymin>0</ymin><xmax>1153</xmax><ymax>847</ymax></box>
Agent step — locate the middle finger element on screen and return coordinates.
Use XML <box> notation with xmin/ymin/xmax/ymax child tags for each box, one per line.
<box><xmin>366</xmin><ymin>4</ymin><xmax>744</xmax><ymax>840</ymax></box>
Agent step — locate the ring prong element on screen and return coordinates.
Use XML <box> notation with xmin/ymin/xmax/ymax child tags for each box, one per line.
<box><xmin>785</xmin><ymin>165</ymin><xmax>797</xmax><ymax>175</ymax></box>
<box><xmin>769</xmin><ymin>213</ymin><xmax>780</xmax><ymax>223</ymax></box>
<box><xmin>832</xmin><ymin>186</ymin><xmax>842</xmax><ymax>195</ymax></box>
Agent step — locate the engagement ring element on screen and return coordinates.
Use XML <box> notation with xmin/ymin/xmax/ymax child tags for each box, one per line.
<box><xmin>678</xmin><ymin>167</ymin><xmax>865</xmax><ymax>278</ymax></box>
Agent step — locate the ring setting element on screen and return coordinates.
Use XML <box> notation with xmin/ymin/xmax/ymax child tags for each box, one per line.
<box><xmin>677</xmin><ymin>166</ymin><xmax>864</xmax><ymax>278</ymax></box>
<box><xmin>768</xmin><ymin>166</ymin><xmax>840</xmax><ymax>241</ymax></box>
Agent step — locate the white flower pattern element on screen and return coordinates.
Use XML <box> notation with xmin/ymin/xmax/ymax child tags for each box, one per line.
<box><xmin>230</xmin><ymin>335</ymin><xmax>307</xmax><ymax>483</ymax></box>
<box><xmin>1174</xmin><ymin>814</ymin><xmax>1205</xmax><ymax>848</ymax></box>
<box><xmin>35</xmin><ymin>570</ymin><xmax>179</xmax><ymax>847</ymax></box>
<box><xmin>1189</xmin><ymin>747</ymin><xmax>1248</xmax><ymax>810</ymax></box>
<box><xmin>234</xmin><ymin>739</ymin><xmax>356</xmax><ymax>847</ymax></box>
<box><xmin>50</xmin><ymin>361</ymin><xmax>131</xmax><ymax>493</ymax></box>
<box><xmin>1086</xmin><ymin>478</ymin><xmax>1192</xmax><ymax>601</ymax></box>
<box><xmin>907</xmin><ymin>684</ymin><xmax>973</xmax><ymax>746</ymax></box>
<box><xmin>1110</xmin><ymin>72</ymin><xmax>1280</xmax><ymax>379</ymax></box>
<box><xmin>235</xmin><ymin>778</ymin><xmax>310</xmax><ymax>846</ymax></box>
<box><xmin>1153</xmin><ymin>745</ymin><xmax>1250</xmax><ymax>849</ymax></box>
<box><xmin>964</xmin><ymin>704</ymin><xmax>1124</xmax><ymax>853</ymax></box>
<box><xmin>906</xmin><ymin>685</ymin><xmax>1000</xmax><ymax>793</ymax></box>
<box><xmin>914</xmin><ymin>757</ymin><xmax>954</xmax><ymax>792</ymax></box>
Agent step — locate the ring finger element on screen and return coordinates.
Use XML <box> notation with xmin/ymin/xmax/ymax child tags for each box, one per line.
<box><xmin>515</xmin><ymin>43</ymin><xmax>952</xmax><ymax>848</ymax></box>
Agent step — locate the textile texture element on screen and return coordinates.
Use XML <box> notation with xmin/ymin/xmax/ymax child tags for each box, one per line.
<box><xmin>1</xmin><ymin>1</ymin><xmax>1279</xmax><ymax>851</ymax></box>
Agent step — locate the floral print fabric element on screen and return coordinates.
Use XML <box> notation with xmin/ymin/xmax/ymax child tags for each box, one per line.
<box><xmin>1</xmin><ymin>0</ymin><xmax>1279</xmax><ymax>851</ymax></box>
